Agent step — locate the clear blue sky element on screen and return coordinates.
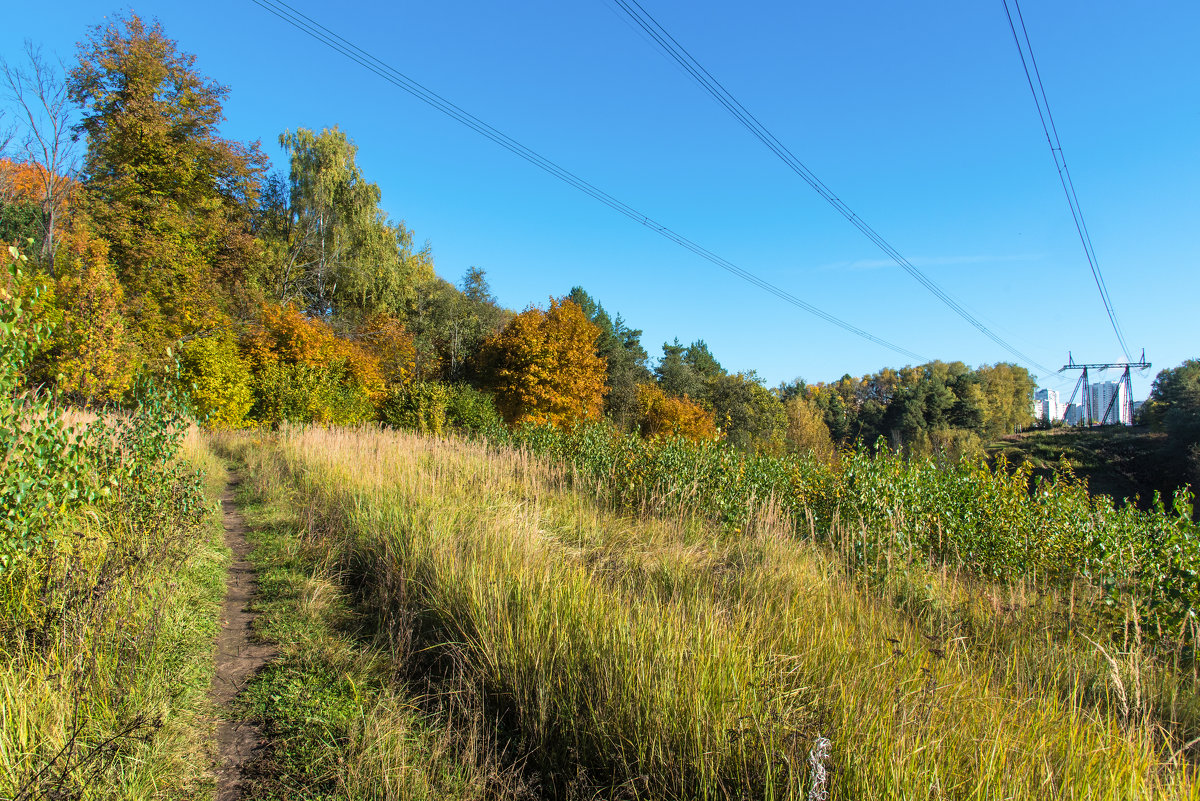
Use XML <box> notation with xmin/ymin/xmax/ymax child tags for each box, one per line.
<box><xmin>4</xmin><ymin>1</ymin><xmax>1197</xmax><ymax>400</ymax></box>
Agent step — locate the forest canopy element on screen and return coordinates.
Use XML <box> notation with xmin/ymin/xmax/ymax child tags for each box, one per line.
<box><xmin>0</xmin><ymin>11</ymin><xmax>1074</xmax><ymax>458</ymax></box>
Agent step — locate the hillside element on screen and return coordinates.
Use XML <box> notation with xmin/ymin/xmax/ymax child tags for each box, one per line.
<box><xmin>988</xmin><ymin>425</ymin><xmax>1188</xmax><ymax>511</ymax></box>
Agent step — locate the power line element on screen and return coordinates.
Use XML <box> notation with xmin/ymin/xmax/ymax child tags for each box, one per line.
<box><xmin>605</xmin><ymin>0</ymin><xmax>1059</xmax><ymax>379</ymax></box>
<box><xmin>247</xmin><ymin>0</ymin><xmax>928</xmax><ymax>363</ymax></box>
<box><xmin>1001</xmin><ymin>0</ymin><xmax>1133</xmax><ymax>363</ymax></box>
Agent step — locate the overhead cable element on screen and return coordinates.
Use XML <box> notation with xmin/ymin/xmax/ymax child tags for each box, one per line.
<box><xmin>607</xmin><ymin>0</ymin><xmax>1059</xmax><ymax>378</ymax></box>
<box><xmin>247</xmin><ymin>0</ymin><xmax>928</xmax><ymax>363</ymax></box>
<box><xmin>1001</xmin><ymin>0</ymin><xmax>1133</xmax><ymax>363</ymax></box>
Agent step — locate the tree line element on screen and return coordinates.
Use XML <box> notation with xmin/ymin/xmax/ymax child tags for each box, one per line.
<box><xmin>2</xmin><ymin>13</ymin><xmax>1046</xmax><ymax>458</ymax></box>
<box><xmin>1142</xmin><ymin>360</ymin><xmax>1200</xmax><ymax>489</ymax></box>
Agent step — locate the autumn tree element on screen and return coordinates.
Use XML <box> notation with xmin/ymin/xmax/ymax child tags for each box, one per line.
<box><xmin>783</xmin><ymin>394</ymin><xmax>835</xmax><ymax>460</ymax></box>
<box><xmin>475</xmin><ymin>297</ymin><xmax>606</xmax><ymax>427</ymax></box>
<box><xmin>69</xmin><ymin>14</ymin><xmax>266</xmax><ymax>360</ymax></box>
<box><xmin>276</xmin><ymin>127</ymin><xmax>432</xmax><ymax>317</ymax></box>
<box><xmin>359</xmin><ymin>311</ymin><xmax>417</xmax><ymax>387</ymax></box>
<box><xmin>566</xmin><ymin>286</ymin><xmax>650</xmax><ymax>430</ymax></box>
<box><xmin>39</xmin><ymin>219</ymin><xmax>134</xmax><ymax>403</ymax></box>
<box><xmin>241</xmin><ymin>302</ymin><xmax>385</xmax><ymax>425</ymax></box>
<box><xmin>637</xmin><ymin>383</ymin><xmax>716</xmax><ymax>441</ymax></box>
<box><xmin>179</xmin><ymin>332</ymin><xmax>253</xmax><ymax>428</ymax></box>
<box><xmin>976</xmin><ymin>362</ymin><xmax>1036</xmax><ymax>437</ymax></box>
<box><xmin>0</xmin><ymin>159</ymin><xmax>50</xmax><ymax>247</ymax></box>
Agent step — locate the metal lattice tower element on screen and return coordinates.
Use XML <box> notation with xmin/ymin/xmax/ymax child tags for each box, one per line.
<box><xmin>1059</xmin><ymin>351</ymin><xmax>1151</xmax><ymax>427</ymax></box>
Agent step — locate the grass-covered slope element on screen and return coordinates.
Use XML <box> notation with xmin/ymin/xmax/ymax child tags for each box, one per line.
<box><xmin>988</xmin><ymin>425</ymin><xmax>1180</xmax><ymax>510</ymax></box>
<box><xmin>214</xmin><ymin>434</ymin><xmax>518</xmax><ymax>800</ymax></box>
<box><xmin>234</xmin><ymin>425</ymin><xmax>1197</xmax><ymax>800</ymax></box>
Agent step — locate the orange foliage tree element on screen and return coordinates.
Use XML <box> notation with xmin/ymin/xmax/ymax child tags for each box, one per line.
<box><xmin>242</xmin><ymin>303</ymin><xmax>385</xmax><ymax>402</ymax></box>
<box><xmin>0</xmin><ymin>159</ymin><xmax>54</xmax><ymax>204</ymax></box>
<box><xmin>475</xmin><ymin>297</ymin><xmax>606</xmax><ymax>427</ymax></box>
<box><xmin>358</xmin><ymin>312</ymin><xmax>417</xmax><ymax>388</ymax></box>
<box><xmin>0</xmin><ymin>159</ymin><xmax>80</xmax><ymax>266</ymax></box>
<box><xmin>636</xmin><ymin>383</ymin><xmax>718</xmax><ymax>441</ymax></box>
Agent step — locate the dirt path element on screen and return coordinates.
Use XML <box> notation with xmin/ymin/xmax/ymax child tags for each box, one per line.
<box><xmin>212</xmin><ymin>475</ymin><xmax>276</xmax><ymax>801</ymax></box>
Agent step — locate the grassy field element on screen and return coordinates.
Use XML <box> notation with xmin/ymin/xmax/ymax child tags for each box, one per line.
<box><xmin>214</xmin><ymin>433</ymin><xmax>519</xmax><ymax>800</ymax></box>
<box><xmin>9</xmin><ymin>411</ymin><xmax>1192</xmax><ymax>798</ymax></box>
<box><xmin>987</xmin><ymin>425</ymin><xmax>1179</xmax><ymax>511</ymax></box>
<box><xmin>226</xmin><ymin>425</ymin><xmax>1199</xmax><ymax>800</ymax></box>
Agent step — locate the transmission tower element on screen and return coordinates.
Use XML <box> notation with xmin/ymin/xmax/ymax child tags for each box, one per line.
<box><xmin>1059</xmin><ymin>351</ymin><xmax>1151</xmax><ymax>427</ymax></box>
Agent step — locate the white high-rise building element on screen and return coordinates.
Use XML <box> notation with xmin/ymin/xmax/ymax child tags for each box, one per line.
<box><xmin>1034</xmin><ymin>388</ymin><xmax>1064</xmax><ymax>423</ymax></box>
<box><xmin>1065</xmin><ymin>403</ymin><xmax>1084</xmax><ymax>426</ymax></box>
<box><xmin>1088</xmin><ymin>380</ymin><xmax>1130</xmax><ymax>425</ymax></box>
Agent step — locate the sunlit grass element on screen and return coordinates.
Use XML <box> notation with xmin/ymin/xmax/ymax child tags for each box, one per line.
<box><xmin>243</xmin><ymin>425</ymin><xmax>1197</xmax><ymax>799</ymax></box>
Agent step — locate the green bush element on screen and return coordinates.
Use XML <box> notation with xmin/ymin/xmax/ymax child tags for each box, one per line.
<box><xmin>251</xmin><ymin>362</ymin><xmax>375</xmax><ymax>426</ymax></box>
<box><xmin>179</xmin><ymin>332</ymin><xmax>254</xmax><ymax>428</ymax></box>
<box><xmin>380</xmin><ymin>381</ymin><xmax>451</xmax><ymax>435</ymax></box>
<box><xmin>445</xmin><ymin>383</ymin><xmax>503</xmax><ymax>436</ymax></box>
<box><xmin>380</xmin><ymin>382</ymin><xmax>503</xmax><ymax>439</ymax></box>
<box><xmin>2</xmin><ymin>255</ymin><xmax>217</xmax><ymax>797</ymax></box>
<box><xmin>0</xmin><ymin>250</ymin><xmax>95</xmax><ymax>569</ymax></box>
<box><xmin>507</xmin><ymin>420</ymin><xmax>1200</xmax><ymax>645</ymax></box>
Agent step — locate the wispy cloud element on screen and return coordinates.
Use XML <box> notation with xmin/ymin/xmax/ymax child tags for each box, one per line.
<box><xmin>816</xmin><ymin>254</ymin><xmax>1044</xmax><ymax>272</ymax></box>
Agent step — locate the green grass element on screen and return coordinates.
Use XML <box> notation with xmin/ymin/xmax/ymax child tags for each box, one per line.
<box><xmin>220</xmin><ymin>434</ymin><xmax>517</xmax><ymax>800</ymax></box>
<box><xmin>988</xmin><ymin>425</ymin><xmax>1179</xmax><ymax>509</ymax></box>
<box><xmin>505</xmin><ymin>421</ymin><xmax>1200</xmax><ymax>646</ymax></box>
<box><xmin>237</xmin><ymin>425</ymin><xmax>1198</xmax><ymax>800</ymax></box>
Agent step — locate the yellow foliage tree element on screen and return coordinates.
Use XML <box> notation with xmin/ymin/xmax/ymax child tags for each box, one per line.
<box><xmin>359</xmin><ymin>312</ymin><xmax>417</xmax><ymax>388</ymax></box>
<box><xmin>476</xmin><ymin>298</ymin><xmax>606</xmax><ymax>427</ymax></box>
<box><xmin>637</xmin><ymin>383</ymin><xmax>718</xmax><ymax>441</ymax></box>
<box><xmin>179</xmin><ymin>332</ymin><xmax>254</xmax><ymax>428</ymax></box>
<box><xmin>242</xmin><ymin>302</ymin><xmax>385</xmax><ymax>403</ymax></box>
<box><xmin>46</xmin><ymin>219</ymin><xmax>135</xmax><ymax>403</ymax></box>
<box><xmin>783</xmin><ymin>395</ymin><xmax>836</xmax><ymax>460</ymax></box>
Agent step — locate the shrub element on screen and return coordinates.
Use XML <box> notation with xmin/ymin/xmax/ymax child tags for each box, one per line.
<box><xmin>242</xmin><ymin>302</ymin><xmax>386</xmax><ymax>419</ymax></box>
<box><xmin>380</xmin><ymin>381</ymin><xmax>451</xmax><ymax>435</ymax></box>
<box><xmin>179</xmin><ymin>332</ymin><xmax>254</xmax><ymax>428</ymax></box>
<box><xmin>252</xmin><ymin>362</ymin><xmax>375</xmax><ymax>426</ymax></box>
<box><xmin>506</xmin><ymin>419</ymin><xmax>1200</xmax><ymax>645</ymax></box>
<box><xmin>0</xmin><ymin>247</ymin><xmax>94</xmax><ymax>568</ymax></box>
<box><xmin>445</xmin><ymin>383</ymin><xmax>503</xmax><ymax>436</ymax></box>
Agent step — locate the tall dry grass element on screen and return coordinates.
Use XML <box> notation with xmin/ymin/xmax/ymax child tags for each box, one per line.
<box><xmin>247</xmin><ymin>425</ymin><xmax>1197</xmax><ymax>799</ymax></box>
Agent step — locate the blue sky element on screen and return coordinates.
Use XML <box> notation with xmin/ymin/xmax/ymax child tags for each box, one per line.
<box><xmin>4</xmin><ymin>1</ymin><xmax>1197</xmax><ymax>400</ymax></box>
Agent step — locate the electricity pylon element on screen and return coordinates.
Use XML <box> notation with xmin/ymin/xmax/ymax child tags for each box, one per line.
<box><xmin>1059</xmin><ymin>350</ymin><xmax>1151</xmax><ymax>427</ymax></box>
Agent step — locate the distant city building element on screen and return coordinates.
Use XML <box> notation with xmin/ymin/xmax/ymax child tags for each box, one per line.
<box><xmin>1034</xmin><ymin>388</ymin><xmax>1064</xmax><ymax>423</ymax></box>
<box><xmin>1088</xmin><ymin>380</ymin><xmax>1131</xmax><ymax>425</ymax></box>
<box><xmin>1065</xmin><ymin>403</ymin><xmax>1084</xmax><ymax>426</ymax></box>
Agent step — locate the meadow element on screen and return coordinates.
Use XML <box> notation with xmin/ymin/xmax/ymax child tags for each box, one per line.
<box><xmin>220</xmin><ymin>423</ymin><xmax>1200</xmax><ymax>799</ymax></box>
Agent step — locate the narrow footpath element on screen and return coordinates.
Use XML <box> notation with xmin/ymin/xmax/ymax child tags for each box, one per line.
<box><xmin>212</xmin><ymin>475</ymin><xmax>276</xmax><ymax>801</ymax></box>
